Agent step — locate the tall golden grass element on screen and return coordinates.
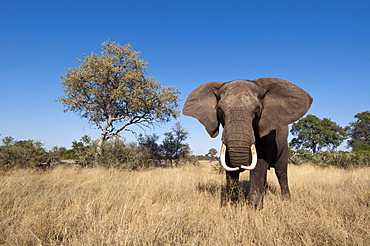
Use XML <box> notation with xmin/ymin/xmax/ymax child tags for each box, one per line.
<box><xmin>0</xmin><ymin>162</ymin><xmax>369</xmax><ymax>245</ymax></box>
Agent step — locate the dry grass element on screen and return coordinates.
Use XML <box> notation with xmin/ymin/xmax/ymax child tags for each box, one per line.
<box><xmin>0</xmin><ymin>162</ymin><xmax>369</xmax><ymax>245</ymax></box>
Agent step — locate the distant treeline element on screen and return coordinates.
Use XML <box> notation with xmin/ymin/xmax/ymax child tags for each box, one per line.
<box><xmin>1</xmin><ymin>111</ymin><xmax>369</xmax><ymax>170</ymax></box>
<box><xmin>0</xmin><ymin>123</ymin><xmax>196</xmax><ymax>170</ymax></box>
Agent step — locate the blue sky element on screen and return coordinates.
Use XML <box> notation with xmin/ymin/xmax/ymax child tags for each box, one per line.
<box><xmin>0</xmin><ymin>0</ymin><xmax>369</xmax><ymax>155</ymax></box>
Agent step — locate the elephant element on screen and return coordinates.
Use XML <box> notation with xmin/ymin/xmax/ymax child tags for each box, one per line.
<box><xmin>183</xmin><ymin>78</ymin><xmax>313</xmax><ymax>207</ymax></box>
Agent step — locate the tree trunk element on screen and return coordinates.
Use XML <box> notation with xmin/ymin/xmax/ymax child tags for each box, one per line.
<box><xmin>96</xmin><ymin>118</ymin><xmax>112</xmax><ymax>160</ymax></box>
<box><xmin>97</xmin><ymin>133</ymin><xmax>105</xmax><ymax>156</ymax></box>
<box><xmin>311</xmin><ymin>142</ymin><xmax>317</xmax><ymax>154</ymax></box>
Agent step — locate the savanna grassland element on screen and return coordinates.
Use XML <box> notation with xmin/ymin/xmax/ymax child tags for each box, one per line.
<box><xmin>0</xmin><ymin>162</ymin><xmax>369</xmax><ymax>245</ymax></box>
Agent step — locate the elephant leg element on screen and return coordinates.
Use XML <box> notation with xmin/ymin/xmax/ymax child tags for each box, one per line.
<box><xmin>224</xmin><ymin>171</ymin><xmax>240</xmax><ymax>204</ymax></box>
<box><xmin>274</xmin><ymin>148</ymin><xmax>291</xmax><ymax>199</ymax></box>
<box><xmin>248</xmin><ymin>159</ymin><xmax>268</xmax><ymax>208</ymax></box>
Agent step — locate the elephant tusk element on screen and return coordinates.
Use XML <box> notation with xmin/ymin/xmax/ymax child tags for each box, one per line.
<box><xmin>240</xmin><ymin>144</ymin><xmax>258</xmax><ymax>170</ymax></box>
<box><xmin>220</xmin><ymin>143</ymin><xmax>240</xmax><ymax>172</ymax></box>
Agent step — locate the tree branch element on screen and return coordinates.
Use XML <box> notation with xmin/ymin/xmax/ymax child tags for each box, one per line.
<box><xmin>105</xmin><ymin>113</ymin><xmax>155</xmax><ymax>141</ymax></box>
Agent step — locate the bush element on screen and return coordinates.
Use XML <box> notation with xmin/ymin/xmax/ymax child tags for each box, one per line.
<box><xmin>0</xmin><ymin>137</ymin><xmax>47</xmax><ymax>169</ymax></box>
<box><xmin>98</xmin><ymin>140</ymin><xmax>156</xmax><ymax>169</ymax></box>
<box><xmin>350</xmin><ymin>151</ymin><xmax>370</xmax><ymax>167</ymax></box>
<box><xmin>288</xmin><ymin>149</ymin><xmax>311</xmax><ymax>165</ymax></box>
<box><xmin>174</xmin><ymin>155</ymin><xmax>200</xmax><ymax>167</ymax></box>
<box><xmin>314</xmin><ymin>151</ymin><xmax>352</xmax><ymax>168</ymax></box>
<box><xmin>289</xmin><ymin>149</ymin><xmax>370</xmax><ymax>169</ymax></box>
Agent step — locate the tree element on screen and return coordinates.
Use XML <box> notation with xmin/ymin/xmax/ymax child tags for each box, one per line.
<box><xmin>290</xmin><ymin>114</ymin><xmax>347</xmax><ymax>153</ymax></box>
<box><xmin>57</xmin><ymin>41</ymin><xmax>180</xmax><ymax>155</ymax></box>
<box><xmin>346</xmin><ymin>111</ymin><xmax>370</xmax><ymax>152</ymax></box>
<box><xmin>206</xmin><ymin>148</ymin><xmax>218</xmax><ymax>161</ymax></box>
<box><xmin>161</xmin><ymin>123</ymin><xmax>190</xmax><ymax>160</ymax></box>
<box><xmin>138</xmin><ymin>133</ymin><xmax>160</xmax><ymax>158</ymax></box>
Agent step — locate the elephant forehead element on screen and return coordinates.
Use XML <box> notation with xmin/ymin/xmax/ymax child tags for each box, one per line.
<box><xmin>219</xmin><ymin>81</ymin><xmax>261</xmax><ymax>102</ymax></box>
<box><xmin>218</xmin><ymin>92</ymin><xmax>260</xmax><ymax>110</ymax></box>
<box><xmin>221</xmin><ymin>80</ymin><xmax>261</xmax><ymax>95</ymax></box>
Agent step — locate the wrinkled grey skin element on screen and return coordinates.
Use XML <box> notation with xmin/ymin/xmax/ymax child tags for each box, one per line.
<box><xmin>183</xmin><ymin>78</ymin><xmax>313</xmax><ymax>207</ymax></box>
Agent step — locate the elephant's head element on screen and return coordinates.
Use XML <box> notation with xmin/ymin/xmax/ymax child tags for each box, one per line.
<box><xmin>183</xmin><ymin>78</ymin><xmax>313</xmax><ymax>170</ymax></box>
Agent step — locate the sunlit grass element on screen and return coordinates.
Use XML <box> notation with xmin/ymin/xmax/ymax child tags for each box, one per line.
<box><xmin>0</xmin><ymin>163</ymin><xmax>369</xmax><ymax>245</ymax></box>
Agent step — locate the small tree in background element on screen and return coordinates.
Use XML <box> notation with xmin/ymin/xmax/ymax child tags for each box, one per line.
<box><xmin>206</xmin><ymin>148</ymin><xmax>218</xmax><ymax>161</ymax></box>
<box><xmin>66</xmin><ymin>135</ymin><xmax>95</xmax><ymax>165</ymax></box>
<box><xmin>138</xmin><ymin>133</ymin><xmax>161</xmax><ymax>159</ymax></box>
<box><xmin>346</xmin><ymin>111</ymin><xmax>370</xmax><ymax>153</ymax></box>
<box><xmin>57</xmin><ymin>41</ymin><xmax>180</xmax><ymax>156</ymax></box>
<box><xmin>290</xmin><ymin>114</ymin><xmax>347</xmax><ymax>153</ymax></box>
<box><xmin>161</xmin><ymin>123</ymin><xmax>190</xmax><ymax>161</ymax></box>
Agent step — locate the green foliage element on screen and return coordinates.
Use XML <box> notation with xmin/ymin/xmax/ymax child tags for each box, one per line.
<box><xmin>138</xmin><ymin>133</ymin><xmax>161</xmax><ymax>159</ymax></box>
<box><xmin>57</xmin><ymin>41</ymin><xmax>180</xmax><ymax>155</ymax></box>
<box><xmin>56</xmin><ymin>135</ymin><xmax>155</xmax><ymax>169</ymax></box>
<box><xmin>137</xmin><ymin>123</ymin><xmax>193</xmax><ymax>166</ymax></box>
<box><xmin>290</xmin><ymin>114</ymin><xmax>347</xmax><ymax>153</ymax></box>
<box><xmin>206</xmin><ymin>148</ymin><xmax>218</xmax><ymax>161</ymax></box>
<box><xmin>161</xmin><ymin>122</ymin><xmax>190</xmax><ymax>160</ymax></box>
<box><xmin>96</xmin><ymin>122</ymin><xmax>193</xmax><ymax>168</ymax></box>
<box><xmin>289</xmin><ymin>149</ymin><xmax>370</xmax><ymax>169</ymax></box>
<box><xmin>47</xmin><ymin>146</ymin><xmax>67</xmax><ymax>163</ymax></box>
<box><xmin>288</xmin><ymin>148</ymin><xmax>311</xmax><ymax>165</ymax></box>
<box><xmin>312</xmin><ymin>151</ymin><xmax>370</xmax><ymax>168</ymax></box>
<box><xmin>195</xmin><ymin>155</ymin><xmax>208</xmax><ymax>160</ymax></box>
<box><xmin>98</xmin><ymin>139</ymin><xmax>154</xmax><ymax>170</ymax></box>
<box><xmin>62</xmin><ymin>135</ymin><xmax>96</xmax><ymax>165</ymax></box>
<box><xmin>346</xmin><ymin>111</ymin><xmax>370</xmax><ymax>153</ymax></box>
<box><xmin>60</xmin><ymin>123</ymin><xmax>192</xmax><ymax>168</ymax></box>
<box><xmin>0</xmin><ymin>137</ymin><xmax>47</xmax><ymax>169</ymax></box>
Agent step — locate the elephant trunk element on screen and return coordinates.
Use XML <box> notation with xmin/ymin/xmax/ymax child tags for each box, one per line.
<box><xmin>227</xmin><ymin>139</ymin><xmax>251</xmax><ymax>165</ymax></box>
<box><xmin>220</xmin><ymin>113</ymin><xmax>257</xmax><ymax>171</ymax></box>
<box><xmin>220</xmin><ymin>143</ymin><xmax>257</xmax><ymax>171</ymax></box>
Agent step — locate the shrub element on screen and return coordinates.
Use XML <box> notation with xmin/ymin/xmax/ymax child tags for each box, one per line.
<box><xmin>288</xmin><ymin>149</ymin><xmax>311</xmax><ymax>165</ymax></box>
<box><xmin>289</xmin><ymin>149</ymin><xmax>370</xmax><ymax>169</ymax></box>
<box><xmin>98</xmin><ymin>140</ymin><xmax>155</xmax><ymax>169</ymax></box>
<box><xmin>0</xmin><ymin>137</ymin><xmax>47</xmax><ymax>169</ymax></box>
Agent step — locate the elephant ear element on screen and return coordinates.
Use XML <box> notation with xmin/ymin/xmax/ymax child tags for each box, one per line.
<box><xmin>183</xmin><ymin>82</ymin><xmax>225</xmax><ymax>138</ymax></box>
<box><xmin>255</xmin><ymin>78</ymin><xmax>313</xmax><ymax>137</ymax></box>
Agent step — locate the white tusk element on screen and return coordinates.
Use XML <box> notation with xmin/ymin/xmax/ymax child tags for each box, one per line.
<box><xmin>240</xmin><ymin>144</ymin><xmax>258</xmax><ymax>170</ymax></box>
<box><xmin>220</xmin><ymin>143</ymin><xmax>240</xmax><ymax>172</ymax></box>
